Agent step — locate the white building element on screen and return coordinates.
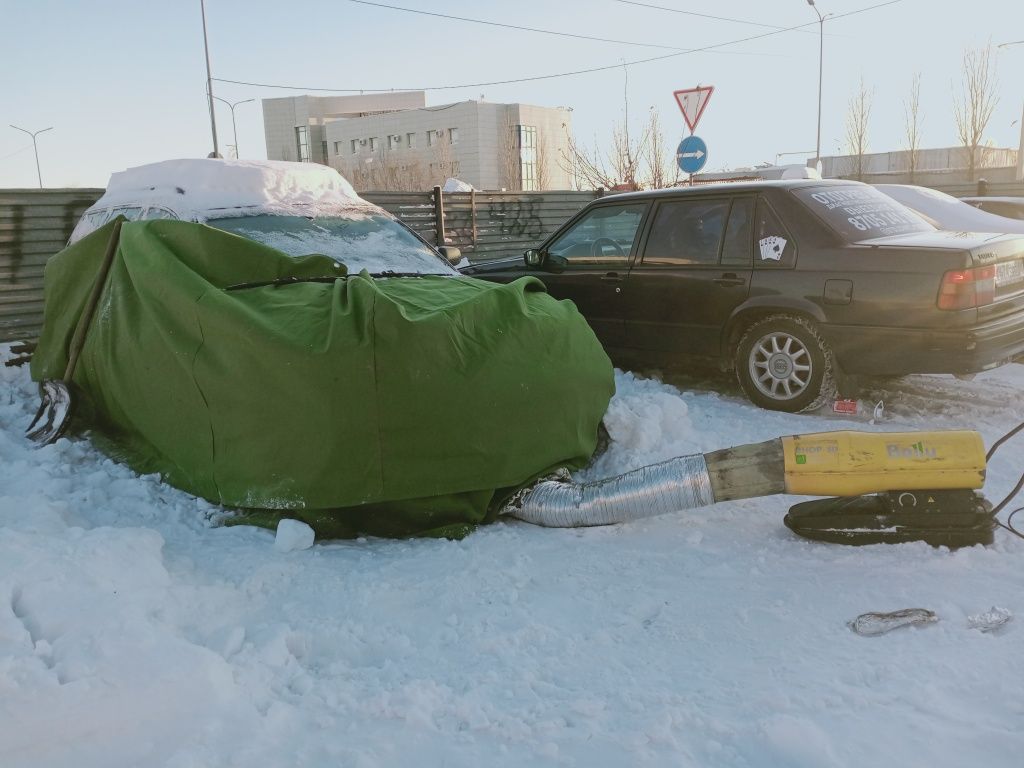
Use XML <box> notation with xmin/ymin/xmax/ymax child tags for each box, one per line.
<box><xmin>262</xmin><ymin>92</ymin><xmax>426</xmax><ymax>166</ymax></box>
<box><xmin>263</xmin><ymin>95</ymin><xmax>573</xmax><ymax>191</ymax></box>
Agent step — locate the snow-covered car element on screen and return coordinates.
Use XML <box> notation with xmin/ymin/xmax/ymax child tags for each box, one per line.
<box><xmin>960</xmin><ymin>196</ymin><xmax>1024</xmax><ymax>222</ymax></box>
<box><xmin>32</xmin><ymin>158</ymin><xmax>614</xmax><ymax>539</ymax></box>
<box><xmin>70</xmin><ymin>158</ymin><xmax>466</xmax><ymax>273</ymax></box>
<box><xmin>876</xmin><ymin>184</ymin><xmax>1024</xmax><ymax>235</ymax></box>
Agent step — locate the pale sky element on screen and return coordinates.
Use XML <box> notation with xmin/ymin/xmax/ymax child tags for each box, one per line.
<box><xmin>2</xmin><ymin>0</ymin><xmax>1022</xmax><ymax>188</ymax></box>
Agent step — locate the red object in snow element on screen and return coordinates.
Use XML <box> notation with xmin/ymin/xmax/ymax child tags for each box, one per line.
<box><xmin>832</xmin><ymin>399</ymin><xmax>859</xmax><ymax>415</ymax></box>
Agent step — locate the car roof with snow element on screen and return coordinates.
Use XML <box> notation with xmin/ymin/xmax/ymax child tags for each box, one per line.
<box><xmin>876</xmin><ymin>184</ymin><xmax>1024</xmax><ymax>235</ymax></box>
<box><xmin>71</xmin><ymin>158</ymin><xmax>460</xmax><ymax>276</ymax></box>
<box><xmin>81</xmin><ymin>158</ymin><xmax>379</xmax><ymax>223</ymax></box>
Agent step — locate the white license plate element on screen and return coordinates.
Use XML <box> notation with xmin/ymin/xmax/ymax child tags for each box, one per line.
<box><xmin>996</xmin><ymin>259</ymin><xmax>1024</xmax><ymax>287</ymax></box>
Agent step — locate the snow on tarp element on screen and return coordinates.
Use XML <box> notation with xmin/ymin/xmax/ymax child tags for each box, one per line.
<box><xmin>86</xmin><ymin>158</ymin><xmax>376</xmax><ymax>223</ymax></box>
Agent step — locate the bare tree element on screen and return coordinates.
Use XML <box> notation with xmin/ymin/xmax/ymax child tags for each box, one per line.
<box><xmin>642</xmin><ymin>108</ymin><xmax>679</xmax><ymax>189</ymax></box>
<box><xmin>844</xmin><ymin>78</ymin><xmax>873</xmax><ymax>180</ymax></box>
<box><xmin>429</xmin><ymin>131</ymin><xmax>457</xmax><ymax>188</ymax></box>
<box><xmin>903</xmin><ymin>72</ymin><xmax>923</xmax><ymax>182</ymax></box>
<box><xmin>343</xmin><ymin>148</ymin><xmax>430</xmax><ymax>192</ymax></box>
<box><xmin>559</xmin><ymin>117</ymin><xmax>664</xmax><ymax>191</ymax></box>
<box><xmin>558</xmin><ymin>128</ymin><xmax>618</xmax><ymax>190</ymax></box>
<box><xmin>536</xmin><ymin>131</ymin><xmax>550</xmax><ymax>191</ymax></box>
<box><xmin>953</xmin><ymin>43</ymin><xmax>999</xmax><ymax>180</ymax></box>
<box><xmin>498</xmin><ymin>111</ymin><xmax>521</xmax><ymax>191</ymax></box>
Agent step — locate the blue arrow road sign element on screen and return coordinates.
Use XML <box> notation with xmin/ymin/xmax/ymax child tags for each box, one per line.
<box><xmin>676</xmin><ymin>135</ymin><xmax>708</xmax><ymax>174</ymax></box>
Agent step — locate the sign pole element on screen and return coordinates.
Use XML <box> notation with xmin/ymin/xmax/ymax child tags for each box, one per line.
<box><xmin>674</xmin><ymin>85</ymin><xmax>714</xmax><ymax>184</ymax></box>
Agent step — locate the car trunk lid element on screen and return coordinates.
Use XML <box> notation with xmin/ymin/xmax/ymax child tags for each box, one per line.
<box><xmin>969</xmin><ymin>236</ymin><xmax>1024</xmax><ymax>320</ymax></box>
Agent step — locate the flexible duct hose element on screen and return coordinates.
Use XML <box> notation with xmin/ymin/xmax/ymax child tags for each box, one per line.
<box><xmin>502</xmin><ymin>454</ymin><xmax>715</xmax><ymax>527</ymax></box>
<box><xmin>501</xmin><ymin>430</ymin><xmax>987</xmax><ymax>528</ymax></box>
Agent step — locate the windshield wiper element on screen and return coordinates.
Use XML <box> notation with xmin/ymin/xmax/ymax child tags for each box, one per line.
<box><xmin>225</xmin><ymin>275</ymin><xmax>347</xmax><ymax>291</ymax></box>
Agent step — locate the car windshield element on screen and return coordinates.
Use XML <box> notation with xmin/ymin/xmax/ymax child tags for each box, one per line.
<box><xmin>208</xmin><ymin>213</ymin><xmax>457</xmax><ymax>275</ymax></box>
<box><xmin>794</xmin><ymin>185</ymin><xmax>935</xmax><ymax>241</ymax></box>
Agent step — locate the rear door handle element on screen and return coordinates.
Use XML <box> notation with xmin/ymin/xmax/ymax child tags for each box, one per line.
<box><xmin>713</xmin><ymin>272</ymin><xmax>746</xmax><ymax>287</ymax></box>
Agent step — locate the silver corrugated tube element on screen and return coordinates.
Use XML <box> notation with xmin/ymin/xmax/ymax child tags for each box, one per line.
<box><xmin>503</xmin><ymin>454</ymin><xmax>715</xmax><ymax>527</ymax></box>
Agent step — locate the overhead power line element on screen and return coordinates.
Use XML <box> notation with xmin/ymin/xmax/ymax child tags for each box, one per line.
<box><xmin>0</xmin><ymin>144</ymin><xmax>34</xmax><ymax>164</ymax></box>
<box><xmin>348</xmin><ymin>0</ymin><xmax>689</xmax><ymax>51</ymax></box>
<box><xmin>612</xmin><ymin>0</ymin><xmax>808</xmax><ymax>32</ymax></box>
<box><xmin>214</xmin><ymin>0</ymin><xmax>901</xmax><ymax>94</ymax></box>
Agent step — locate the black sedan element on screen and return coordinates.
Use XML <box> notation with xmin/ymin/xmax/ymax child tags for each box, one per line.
<box><xmin>462</xmin><ymin>180</ymin><xmax>1024</xmax><ymax>412</ymax></box>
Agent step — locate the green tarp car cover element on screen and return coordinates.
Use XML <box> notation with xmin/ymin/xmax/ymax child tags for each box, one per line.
<box><xmin>32</xmin><ymin>220</ymin><xmax>614</xmax><ymax>538</ymax></box>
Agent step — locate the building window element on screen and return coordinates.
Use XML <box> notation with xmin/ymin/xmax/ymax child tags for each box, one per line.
<box><xmin>351</xmin><ymin>140</ymin><xmax>358</xmax><ymax>154</ymax></box>
<box><xmin>389</xmin><ymin>134</ymin><xmax>401</xmax><ymax>151</ymax></box>
<box><xmin>369</xmin><ymin>137</ymin><xmax>379</xmax><ymax>152</ymax></box>
<box><xmin>406</xmin><ymin>132</ymin><xmax>416</xmax><ymax>148</ymax></box>
<box><xmin>295</xmin><ymin>126</ymin><xmax>310</xmax><ymax>162</ymax></box>
<box><xmin>333</xmin><ymin>141</ymin><xmax>342</xmax><ymax>155</ymax></box>
<box><xmin>321</xmin><ymin>141</ymin><xmax>328</xmax><ymax>163</ymax></box>
<box><xmin>427</xmin><ymin>131</ymin><xmax>436</xmax><ymax>147</ymax></box>
<box><xmin>449</xmin><ymin>127</ymin><xmax>459</xmax><ymax>144</ymax></box>
<box><xmin>517</xmin><ymin>125</ymin><xmax>538</xmax><ymax>191</ymax></box>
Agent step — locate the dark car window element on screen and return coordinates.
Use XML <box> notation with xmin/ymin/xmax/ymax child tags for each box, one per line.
<box><xmin>547</xmin><ymin>203</ymin><xmax>647</xmax><ymax>267</ymax></box>
<box><xmin>721</xmin><ymin>197</ymin><xmax>754</xmax><ymax>267</ymax></box>
<box><xmin>755</xmin><ymin>198</ymin><xmax>796</xmax><ymax>268</ymax></box>
<box><xmin>794</xmin><ymin>185</ymin><xmax>933</xmax><ymax>240</ymax></box>
<box><xmin>642</xmin><ymin>199</ymin><xmax>729</xmax><ymax>266</ymax></box>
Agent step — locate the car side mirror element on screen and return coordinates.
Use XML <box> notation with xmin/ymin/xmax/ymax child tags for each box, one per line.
<box><xmin>438</xmin><ymin>246</ymin><xmax>462</xmax><ymax>265</ymax></box>
<box><xmin>524</xmin><ymin>248</ymin><xmax>545</xmax><ymax>267</ymax></box>
<box><xmin>545</xmin><ymin>253</ymin><xmax>567</xmax><ymax>273</ymax></box>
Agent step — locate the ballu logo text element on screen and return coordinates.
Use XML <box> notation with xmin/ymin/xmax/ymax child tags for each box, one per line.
<box><xmin>886</xmin><ymin>441</ymin><xmax>937</xmax><ymax>459</ymax></box>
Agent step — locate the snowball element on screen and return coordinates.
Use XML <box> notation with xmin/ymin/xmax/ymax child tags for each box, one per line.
<box><xmin>274</xmin><ymin>519</ymin><xmax>315</xmax><ymax>552</ymax></box>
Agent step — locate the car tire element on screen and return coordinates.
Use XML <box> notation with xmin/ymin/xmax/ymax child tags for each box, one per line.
<box><xmin>735</xmin><ymin>314</ymin><xmax>836</xmax><ymax>413</ymax></box>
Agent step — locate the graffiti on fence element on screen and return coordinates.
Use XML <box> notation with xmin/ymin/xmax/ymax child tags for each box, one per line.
<box><xmin>489</xmin><ymin>198</ymin><xmax>545</xmax><ymax>240</ymax></box>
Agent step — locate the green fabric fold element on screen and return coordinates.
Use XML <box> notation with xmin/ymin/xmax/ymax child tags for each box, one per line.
<box><xmin>33</xmin><ymin>219</ymin><xmax>613</xmax><ymax>538</ymax></box>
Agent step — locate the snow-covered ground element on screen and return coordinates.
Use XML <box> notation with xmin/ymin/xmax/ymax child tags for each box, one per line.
<box><xmin>2</xmin><ymin>346</ymin><xmax>1022</xmax><ymax>768</ymax></box>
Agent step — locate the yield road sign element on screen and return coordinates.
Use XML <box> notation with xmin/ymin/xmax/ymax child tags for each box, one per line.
<box><xmin>673</xmin><ymin>85</ymin><xmax>714</xmax><ymax>133</ymax></box>
<box><xmin>676</xmin><ymin>135</ymin><xmax>708</xmax><ymax>174</ymax></box>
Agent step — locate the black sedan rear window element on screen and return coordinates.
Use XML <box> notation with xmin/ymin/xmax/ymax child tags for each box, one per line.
<box><xmin>794</xmin><ymin>185</ymin><xmax>934</xmax><ymax>241</ymax></box>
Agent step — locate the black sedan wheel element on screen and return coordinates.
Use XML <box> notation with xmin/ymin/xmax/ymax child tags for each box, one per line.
<box><xmin>736</xmin><ymin>315</ymin><xmax>836</xmax><ymax>413</ymax></box>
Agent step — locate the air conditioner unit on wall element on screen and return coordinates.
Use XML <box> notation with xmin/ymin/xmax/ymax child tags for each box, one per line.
<box><xmin>359</xmin><ymin>139</ymin><xmax>367</xmax><ymax>145</ymax></box>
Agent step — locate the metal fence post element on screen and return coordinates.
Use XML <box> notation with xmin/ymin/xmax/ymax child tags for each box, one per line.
<box><xmin>470</xmin><ymin>188</ymin><xmax>477</xmax><ymax>246</ymax></box>
<box><xmin>433</xmin><ymin>185</ymin><xmax>446</xmax><ymax>246</ymax></box>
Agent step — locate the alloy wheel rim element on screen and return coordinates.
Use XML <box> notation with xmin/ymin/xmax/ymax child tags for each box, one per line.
<box><xmin>749</xmin><ymin>332</ymin><xmax>812</xmax><ymax>400</ymax></box>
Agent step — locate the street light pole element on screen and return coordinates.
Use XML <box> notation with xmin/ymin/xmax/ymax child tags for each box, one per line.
<box><xmin>776</xmin><ymin>150</ymin><xmax>816</xmax><ymax>165</ymax></box>
<box><xmin>212</xmin><ymin>97</ymin><xmax>254</xmax><ymax>159</ymax></box>
<box><xmin>10</xmin><ymin>125</ymin><xmax>53</xmax><ymax>188</ymax></box>
<box><xmin>998</xmin><ymin>41</ymin><xmax>1024</xmax><ymax>180</ymax></box>
<box><xmin>807</xmin><ymin>0</ymin><xmax>825</xmax><ymax>171</ymax></box>
<box><xmin>200</xmin><ymin>0</ymin><xmax>220</xmax><ymax>157</ymax></box>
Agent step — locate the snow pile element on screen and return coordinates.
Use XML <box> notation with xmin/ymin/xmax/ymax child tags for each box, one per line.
<box><xmin>442</xmin><ymin>177</ymin><xmax>475</xmax><ymax>193</ymax></box>
<box><xmin>2</xmin><ymin>344</ymin><xmax>1024</xmax><ymax>766</ymax></box>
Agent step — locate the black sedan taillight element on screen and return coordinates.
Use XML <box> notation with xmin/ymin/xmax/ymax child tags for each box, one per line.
<box><xmin>937</xmin><ymin>265</ymin><xmax>996</xmax><ymax>310</ymax></box>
